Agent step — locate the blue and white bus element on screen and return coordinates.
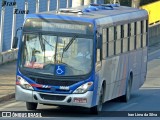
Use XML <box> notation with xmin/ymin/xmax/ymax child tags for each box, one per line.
<box><xmin>13</xmin><ymin>4</ymin><xmax>148</xmax><ymax>114</ymax></box>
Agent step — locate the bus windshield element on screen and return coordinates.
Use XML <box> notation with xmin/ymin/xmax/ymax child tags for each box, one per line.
<box><xmin>20</xmin><ymin>33</ymin><xmax>93</xmax><ymax>76</ymax></box>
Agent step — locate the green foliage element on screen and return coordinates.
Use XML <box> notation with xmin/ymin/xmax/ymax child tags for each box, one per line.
<box><xmin>140</xmin><ymin>0</ymin><xmax>159</xmax><ymax>6</ymax></box>
<box><xmin>120</xmin><ymin>0</ymin><xmax>131</xmax><ymax>6</ymax></box>
<box><xmin>104</xmin><ymin>0</ymin><xmax>131</xmax><ymax>6</ymax></box>
<box><xmin>104</xmin><ymin>0</ymin><xmax>111</xmax><ymax>3</ymax></box>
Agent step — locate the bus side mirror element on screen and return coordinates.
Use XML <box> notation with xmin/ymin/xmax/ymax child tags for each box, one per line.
<box><xmin>12</xmin><ymin>37</ymin><xmax>18</xmax><ymax>48</ymax></box>
<box><xmin>12</xmin><ymin>27</ymin><xmax>22</xmax><ymax>49</ymax></box>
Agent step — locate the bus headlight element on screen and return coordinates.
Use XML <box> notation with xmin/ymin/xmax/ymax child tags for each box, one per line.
<box><xmin>17</xmin><ymin>76</ymin><xmax>34</xmax><ymax>90</ymax></box>
<box><xmin>73</xmin><ymin>82</ymin><xmax>93</xmax><ymax>94</ymax></box>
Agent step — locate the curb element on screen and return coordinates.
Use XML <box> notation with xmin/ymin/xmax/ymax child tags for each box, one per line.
<box><xmin>0</xmin><ymin>93</ymin><xmax>15</xmax><ymax>103</ymax></box>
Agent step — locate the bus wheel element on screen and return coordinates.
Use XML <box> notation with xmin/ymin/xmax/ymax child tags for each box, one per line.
<box><xmin>26</xmin><ymin>102</ymin><xmax>38</xmax><ymax>110</ymax></box>
<box><xmin>90</xmin><ymin>86</ymin><xmax>104</xmax><ymax>114</ymax></box>
<box><xmin>121</xmin><ymin>76</ymin><xmax>132</xmax><ymax>102</ymax></box>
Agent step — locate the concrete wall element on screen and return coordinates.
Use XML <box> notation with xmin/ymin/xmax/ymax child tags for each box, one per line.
<box><xmin>149</xmin><ymin>23</ymin><xmax>160</xmax><ymax>47</ymax></box>
<box><xmin>0</xmin><ymin>49</ymin><xmax>18</xmax><ymax>65</ymax></box>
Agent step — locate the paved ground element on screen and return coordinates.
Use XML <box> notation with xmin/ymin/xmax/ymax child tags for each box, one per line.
<box><xmin>0</xmin><ymin>61</ymin><xmax>16</xmax><ymax>102</ymax></box>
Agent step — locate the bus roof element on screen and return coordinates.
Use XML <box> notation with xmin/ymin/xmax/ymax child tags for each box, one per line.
<box><xmin>25</xmin><ymin>4</ymin><xmax>148</xmax><ymax>26</ymax></box>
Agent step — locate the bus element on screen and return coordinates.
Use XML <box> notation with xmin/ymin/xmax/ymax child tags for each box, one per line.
<box><xmin>13</xmin><ymin>4</ymin><xmax>148</xmax><ymax>114</ymax></box>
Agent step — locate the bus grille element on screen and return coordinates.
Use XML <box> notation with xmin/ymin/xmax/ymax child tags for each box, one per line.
<box><xmin>39</xmin><ymin>94</ymin><xmax>66</xmax><ymax>101</ymax></box>
<box><xmin>31</xmin><ymin>77</ymin><xmax>78</xmax><ymax>86</ymax></box>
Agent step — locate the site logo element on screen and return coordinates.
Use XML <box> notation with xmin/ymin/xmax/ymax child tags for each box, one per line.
<box><xmin>1</xmin><ymin>112</ymin><xmax>42</xmax><ymax>118</ymax></box>
<box><xmin>14</xmin><ymin>9</ymin><xmax>29</xmax><ymax>14</ymax></box>
<box><xmin>2</xmin><ymin>0</ymin><xmax>16</xmax><ymax>7</ymax></box>
<box><xmin>2</xmin><ymin>0</ymin><xmax>29</xmax><ymax>14</ymax></box>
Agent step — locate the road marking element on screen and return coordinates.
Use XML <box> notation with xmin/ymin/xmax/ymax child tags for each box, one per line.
<box><xmin>0</xmin><ymin>101</ymin><xmax>23</xmax><ymax>110</ymax></box>
<box><xmin>117</xmin><ymin>103</ymin><xmax>137</xmax><ymax>111</ymax></box>
<box><xmin>148</xmin><ymin>48</ymin><xmax>160</xmax><ymax>56</ymax></box>
<box><xmin>141</xmin><ymin>87</ymin><xmax>160</xmax><ymax>89</ymax></box>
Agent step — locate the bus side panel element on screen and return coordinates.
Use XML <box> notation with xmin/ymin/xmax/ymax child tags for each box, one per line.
<box><xmin>99</xmin><ymin>56</ymin><xmax>120</xmax><ymax>101</ymax></box>
<box><xmin>135</xmin><ymin>49</ymin><xmax>143</xmax><ymax>89</ymax></box>
<box><xmin>116</xmin><ymin>53</ymin><xmax>129</xmax><ymax>98</ymax></box>
<box><xmin>96</xmin><ymin>49</ymin><xmax>145</xmax><ymax>103</ymax></box>
<box><xmin>128</xmin><ymin>51</ymin><xmax>138</xmax><ymax>91</ymax></box>
<box><xmin>128</xmin><ymin>50</ymin><xmax>142</xmax><ymax>91</ymax></box>
<box><xmin>100</xmin><ymin>54</ymin><xmax>130</xmax><ymax>102</ymax></box>
<box><xmin>140</xmin><ymin>48</ymin><xmax>147</xmax><ymax>86</ymax></box>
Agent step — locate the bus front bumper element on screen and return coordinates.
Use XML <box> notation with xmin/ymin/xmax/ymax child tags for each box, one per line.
<box><xmin>15</xmin><ymin>85</ymin><xmax>94</xmax><ymax>108</ymax></box>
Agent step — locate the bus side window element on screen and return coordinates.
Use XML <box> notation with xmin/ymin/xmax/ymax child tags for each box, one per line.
<box><xmin>136</xmin><ymin>21</ymin><xmax>141</xmax><ymax>48</ymax></box>
<box><xmin>142</xmin><ymin>20</ymin><xmax>147</xmax><ymax>47</ymax></box>
<box><xmin>115</xmin><ymin>25</ymin><xmax>121</xmax><ymax>54</ymax></box>
<box><xmin>129</xmin><ymin>22</ymin><xmax>135</xmax><ymax>51</ymax></box>
<box><xmin>146</xmin><ymin>20</ymin><xmax>148</xmax><ymax>46</ymax></box>
<box><xmin>108</xmin><ymin>27</ymin><xmax>114</xmax><ymax>56</ymax></box>
<box><xmin>102</xmin><ymin>28</ymin><xmax>107</xmax><ymax>59</ymax></box>
<box><xmin>123</xmin><ymin>24</ymin><xmax>128</xmax><ymax>52</ymax></box>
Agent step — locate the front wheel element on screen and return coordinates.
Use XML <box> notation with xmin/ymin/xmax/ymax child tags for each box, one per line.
<box><xmin>90</xmin><ymin>86</ymin><xmax>104</xmax><ymax>114</ymax></box>
<box><xmin>26</xmin><ymin>102</ymin><xmax>38</xmax><ymax>110</ymax></box>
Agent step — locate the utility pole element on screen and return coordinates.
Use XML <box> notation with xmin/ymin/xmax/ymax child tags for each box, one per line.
<box><xmin>66</xmin><ymin>0</ymin><xmax>70</xmax><ymax>8</ymax></box>
<box><xmin>110</xmin><ymin>0</ymin><xmax>120</xmax><ymax>4</ymax></box>
<box><xmin>11</xmin><ymin>0</ymin><xmax>17</xmax><ymax>49</ymax></box>
<box><xmin>24</xmin><ymin>0</ymin><xmax>28</xmax><ymax>18</ymax></box>
<box><xmin>36</xmin><ymin>0</ymin><xmax>39</xmax><ymax>13</ymax></box>
<box><xmin>93</xmin><ymin>0</ymin><xmax>97</xmax><ymax>4</ymax></box>
<box><xmin>0</xmin><ymin>0</ymin><xmax>5</xmax><ymax>52</ymax></box>
<box><xmin>47</xmin><ymin>0</ymin><xmax>50</xmax><ymax>11</ymax></box>
<box><xmin>57</xmin><ymin>0</ymin><xmax>60</xmax><ymax>10</ymax></box>
<box><xmin>84</xmin><ymin>0</ymin><xmax>92</xmax><ymax>5</ymax></box>
<box><xmin>72</xmin><ymin>0</ymin><xmax>84</xmax><ymax>7</ymax></box>
<box><xmin>132</xmin><ymin>0</ymin><xmax>140</xmax><ymax>8</ymax></box>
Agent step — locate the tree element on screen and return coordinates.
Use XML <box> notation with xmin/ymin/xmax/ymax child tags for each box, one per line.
<box><xmin>131</xmin><ymin>0</ymin><xmax>140</xmax><ymax>8</ymax></box>
<box><xmin>104</xmin><ymin>0</ymin><xmax>131</xmax><ymax>6</ymax></box>
<box><xmin>140</xmin><ymin>0</ymin><xmax>158</xmax><ymax>6</ymax></box>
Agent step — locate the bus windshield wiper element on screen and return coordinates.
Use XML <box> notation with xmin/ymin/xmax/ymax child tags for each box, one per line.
<box><xmin>41</xmin><ymin>36</ymin><xmax>54</xmax><ymax>51</ymax></box>
<box><xmin>40</xmin><ymin>35</ymin><xmax>55</xmax><ymax>63</ymax></box>
<box><xmin>63</xmin><ymin>35</ymin><xmax>77</xmax><ymax>52</ymax></box>
<box><xmin>39</xmin><ymin>34</ymin><xmax>45</xmax><ymax>52</ymax></box>
<box><xmin>61</xmin><ymin>35</ymin><xmax>77</xmax><ymax>62</ymax></box>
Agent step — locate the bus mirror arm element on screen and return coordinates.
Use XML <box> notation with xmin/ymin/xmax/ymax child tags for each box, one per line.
<box><xmin>12</xmin><ymin>27</ymin><xmax>22</xmax><ymax>49</ymax></box>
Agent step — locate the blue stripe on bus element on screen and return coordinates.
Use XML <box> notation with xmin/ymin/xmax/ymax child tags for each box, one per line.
<box><xmin>25</xmin><ymin>14</ymin><xmax>95</xmax><ymax>25</ymax></box>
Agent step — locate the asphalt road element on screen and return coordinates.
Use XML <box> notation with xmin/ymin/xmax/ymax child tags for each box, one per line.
<box><xmin>0</xmin><ymin>48</ymin><xmax>160</xmax><ymax>120</ymax></box>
